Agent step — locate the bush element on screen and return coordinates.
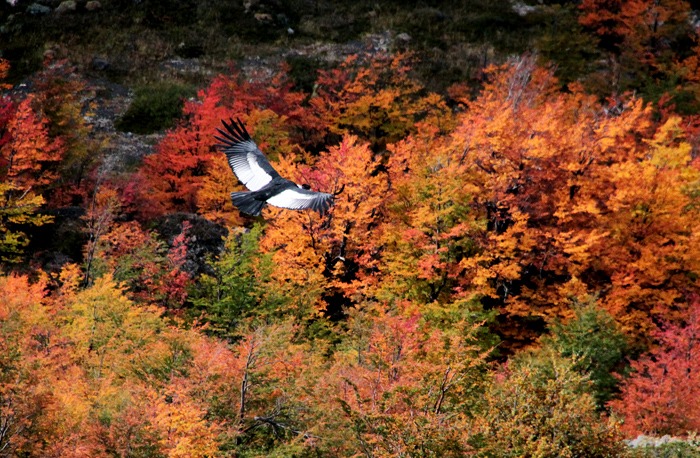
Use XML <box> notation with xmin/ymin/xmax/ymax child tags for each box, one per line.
<box><xmin>476</xmin><ymin>351</ymin><xmax>625</xmax><ymax>457</ymax></box>
<box><xmin>116</xmin><ymin>82</ymin><xmax>195</xmax><ymax>134</ymax></box>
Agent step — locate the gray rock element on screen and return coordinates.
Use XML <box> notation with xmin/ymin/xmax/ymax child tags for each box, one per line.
<box><xmin>27</xmin><ymin>3</ymin><xmax>52</xmax><ymax>15</ymax></box>
<box><xmin>396</xmin><ymin>33</ymin><xmax>412</xmax><ymax>43</ymax></box>
<box><xmin>512</xmin><ymin>1</ymin><xmax>536</xmax><ymax>16</ymax></box>
<box><xmin>55</xmin><ymin>0</ymin><xmax>76</xmax><ymax>14</ymax></box>
<box><xmin>627</xmin><ymin>435</ymin><xmax>654</xmax><ymax>448</ymax></box>
<box><xmin>86</xmin><ymin>1</ymin><xmax>101</xmax><ymax>11</ymax></box>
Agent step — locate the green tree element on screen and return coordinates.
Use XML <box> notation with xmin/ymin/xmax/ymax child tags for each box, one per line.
<box><xmin>189</xmin><ymin>224</ymin><xmax>287</xmax><ymax>341</ymax></box>
<box><xmin>542</xmin><ymin>298</ymin><xmax>628</xmax><ymax>408</ymax></box>
<box><xmin>477</xmin><ymin>351</ymin><xmax>624</xmax><ymax>457</ymax></box>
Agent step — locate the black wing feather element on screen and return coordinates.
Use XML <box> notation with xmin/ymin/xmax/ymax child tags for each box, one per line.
<box><xmin>215</xmin><ymin>118</ymin><xmax>280</xmax><ymax>191</ymax></box>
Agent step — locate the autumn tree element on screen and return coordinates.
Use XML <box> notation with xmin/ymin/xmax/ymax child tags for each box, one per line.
<box><xmin>449</xmin><ymin>57</ymin><xmax>700</xmax><ymax>347</ymax></box>
<box><xmin>610</xmin><ymin>298</ymin><xmax>700</xmax><ymax>436</ymax></box>
<box><xmin>88</xmin><ymin>220</ymin><xmax>192</xmax><ymax>308</ymax></box>
<box><xmin>0</xmin><ymin>94</ymin><xmax>61</xmax><ymax>264</ymax></box>
<box><xmin>0</xmin><ymin>275</ymin><xmax>55</xmax><ymax>456</ymax></box>
<box><xmin>309</xmin><ymin>302</ymin><xmax>491</xmax><ymax>456</ymax></box>
<box><xmin>380</xmin><ymin>123</ymin><xmax>479</xmax><ymax>305</ymax></box>
<box><xmin>309</xmin><ymin>53</ymin><xmax>455</xmax><ymax>151</ymax></box>
<box><xmin>130</xmin><ymin>67</ymin><xmax>308</xmax><ymax>221</ymax></box>
<box><xmin>259</xmin><ymin>135</ymin><xmax>388</xmax><ymax>319</ymax></box>
<box><xmin>30</xmin><ymin>59</ymin><xmax>100</xmax><ymax>207</ymax></box>
<box><xmin>578</xmin><ymin>0</ymin><xmax>699</xmax><ymax>109</ymax></box>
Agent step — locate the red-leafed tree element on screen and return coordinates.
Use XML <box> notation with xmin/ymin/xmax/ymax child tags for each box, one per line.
<box><xmin>610</xmin><ymin>297</ymin><xmax>700</xmax><ymax>436</ymax></box>
<box><xmin>130</xmin><ymin>67</ymin><xmax>309</xmax><ymax>221</ymax></box>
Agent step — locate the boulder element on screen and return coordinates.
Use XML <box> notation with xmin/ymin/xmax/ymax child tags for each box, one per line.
<box><xmin>55</xmin><ymin>0</ymin><xmax>77</xmax><ymax>14</ymax></box>
<box><xmin>26</xmin><ymin>3</ymin><xmax>52</xmax><ymax>15</ymax></box>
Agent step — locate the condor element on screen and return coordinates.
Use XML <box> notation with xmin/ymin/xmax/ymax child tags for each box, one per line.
<box><xmin>214</xmin><ymin>118</ymin><xmax>333</xmax><ymax>216</ymax></box>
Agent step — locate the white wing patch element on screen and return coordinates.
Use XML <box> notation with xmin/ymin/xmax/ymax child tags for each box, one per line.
<box><xmin>266</xmin><ymin>188</ymin><xmax>328</xmax><ymax>210</ymax></box>
<box><xmin>226</xmin><ymin>142</ymin><xmax>273</xmax><ymax>191</ymax></box>
<box><xmin>245</xmin><ymin>152</ymin><xmax>273</xmax><ymax>191</ymax></box>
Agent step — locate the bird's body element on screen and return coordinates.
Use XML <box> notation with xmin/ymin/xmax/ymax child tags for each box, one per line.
<box><xmin>215</xmin><ymin>118</ymin><xmax>333</xmax><ymax>216</ymax></box>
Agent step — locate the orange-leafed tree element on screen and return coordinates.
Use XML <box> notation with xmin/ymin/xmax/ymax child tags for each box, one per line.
<box><xmin>578</xmin><ymin>0</ymin><xmax>698</xmax><ymax>106</ymax></box>
<box><xmin>309</xmin><ymin>302</ymin><xmax>490</xmax><ymax>456</ymax></box>
<box><xmin>259</xmin><ymin>134</ymin><xmax>388</xmax><ymax>318</ymax></box>
<box><xmin>310</xmin><ymin>53</ymin><xmax>455</xmax><ymax>151</ymax></box>
<box><xmin>380</xmin><ymin>125</ymin><xmax>480</xmax><ymax>305</ymax></box>
<box><xmin>0</xmin><ymin>96</ymin><xmax>64</xmax><ymax>190</ymax></box>
<box><xmin>445</xmin><ymin>57</ymin><xmax>700</xmax><ymax>347</ymax></box>
<box><xmin>592</xmin><ymin>116</ymin><xmax>700</xmax><ymax>340</ymax></box>
<box><xmin>30</xmin><ymin>60</ymin><xmax>100</xmax><ymax>207</ymax></box>
<box><xmin>0</xmin><ymin>94</ymin><xmax>62</xmax><ymax>263</ymax></box>
<box><xmin>0</xmin><ymin>275</ymin><xmax>50</xmax><ymax>456</ymax></box>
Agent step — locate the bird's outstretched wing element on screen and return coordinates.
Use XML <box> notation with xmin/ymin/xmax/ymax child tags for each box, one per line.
<box><xmin>266</xmin><ymin>187</ymin><xmax>334</xmax><ymax>214</ymax></box>
<box><xmin>214</xmin><ymin>118</ymin><xmax>281</xmax><ymax>191</ymax></box>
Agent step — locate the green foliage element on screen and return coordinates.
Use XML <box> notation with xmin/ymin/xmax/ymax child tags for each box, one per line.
<box><xmin>477</xmin><ymin>350</ymin><xmax>625</xmax><ymax>457</ymax></box>
<box><xmin>0</xmin><ymin>182</ymin><xmax>52</xmax><ymax>264</ymax></box>
<box><xmin>116</xmin><ymin>82</ymin><xmax>195</xmax><ymax>134</ymax></box>
<box><xmin>534</xmin><ymin>4</ymin><xmax>601</xmax><ymax>86</ymax></box>
<box><xmin>542</xmin><ymin>298</ymin><xmax>629</xmax><ymax>408</ymax></box>
<box><xmin>189</xmin><ymin>224</ymin><xmax>288</xmax><ymax>341</ymax></box>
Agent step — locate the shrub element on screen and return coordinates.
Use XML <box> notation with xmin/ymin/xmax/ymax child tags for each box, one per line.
<box><xmin>116</xmin><ymin>82</ymin><xmax>195</xmax><ymax>134</ymax></box>
<box><xmin>477</xmin><ymin>351</ymin><xmax>625</xmax><ymax>457</ymax></box>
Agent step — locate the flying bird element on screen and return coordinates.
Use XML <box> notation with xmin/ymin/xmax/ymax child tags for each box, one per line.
<box><xmin>214</xmin><ymin>118</ymin><xmax>334</xmax><ymax>217</ymax></box>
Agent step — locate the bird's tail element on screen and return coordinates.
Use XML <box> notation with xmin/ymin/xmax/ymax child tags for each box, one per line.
<box><xmin>230</xmin><ymin>191</ymin><xmax>265</xmax><ymax>216</ymax></box>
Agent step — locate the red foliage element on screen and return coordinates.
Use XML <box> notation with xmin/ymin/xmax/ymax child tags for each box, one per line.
<box><xmin>129</xmin><ymin>67</ymin><xmax>309</xmax><ymax>220</ymax></box>
<box><xmin>610</xmin><ymin>297</ymin><xmax>700</xmax><ymax>436</ymax></box>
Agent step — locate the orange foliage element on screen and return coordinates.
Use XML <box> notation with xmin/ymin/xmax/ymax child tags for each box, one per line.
<box><xmin>310</xmin><ymin>53</ymin><xmax>454</xmax><ymax>151</ymax></box>
<box><xmin>311</xmin><ymin>303</ymin><xmax>489</xmax><ymax>455</ymax></box>
<box><xmin>443</xmin><ymin>58</ymin><xmax>700</xmax><ymax>347</ymax></box>
<box><xmin>260</xmin><ymin>135</ymin><xmax>388</xmax><ymax>313</ymax></box>
<box><xmin>0</xmin><ymin>96</ymin><xmax>64</xmax><ymax>189</ymax></box>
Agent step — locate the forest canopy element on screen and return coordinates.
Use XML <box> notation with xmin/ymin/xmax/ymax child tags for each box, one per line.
<box><xmin>2</xmin><ymin>0</ymin><xmax>700</xmax><ymax>455</ymax></box>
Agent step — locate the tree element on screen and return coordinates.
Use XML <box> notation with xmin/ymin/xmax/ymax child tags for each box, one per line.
<box><xmin>0</xmin><ymin>95</ymin><xmax>60</xmax><ymax>264</ymax></box>
<box><xmin>189</xmin><ymin>224</ymin><xmax>287</xmax><ymax>341</ymax></box>
<box><xmin>380</xmin><ymin>125</ymin><xmax>479</xmax><ymax>305</ymax></box>
<box><xmin>578</xmin><ymin>0</ymin><xmax>699</xmax><ymax>109</ymax></box>
<box><xmin>310</xmin><ymin>53</ymin><xmax>455</xmax><ymax>151</ymax></box>
<box><xmin>610</xmin><ymin>298</ymin><xmax>700</xmax><ymax>436</ymax></box>
<box><xmin>30</xmin><ymin>59</ymin><xmax>99</xmax><ymax>207</ymax></box>
<box><xmin>449</xmin><ymin>57</ymin><xmax>700</xmax><ymax>348</ymax></box>
<box><xmin>542</xmin><ymin>298</ymin><xmax>628</xmax><ymax>409</ymax></box>
<box><xmin>311</xmin><ymin>302</ymin><xmax>491</xmax><ymax>456</ymax></box>
<box><xmin>478</xmin><ymin>351</ymin><xmax>624</xmax><ymax>457</ymax></box>
<box><xmin>0</xmin><ymin>274</ymin><xmax>55</xmax><ymax>457</ymax></box>
<box><xmin>259</xmin><ymin>135</ymin><xmax>388</xmax><ymax>319</ymax></box>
